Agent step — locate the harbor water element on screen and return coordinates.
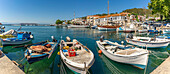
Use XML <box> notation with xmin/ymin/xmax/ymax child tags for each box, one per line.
<box><xmin>2</xmin><ymin>26</ymin><xmax>170</xmax><ymax>74</ymax></box>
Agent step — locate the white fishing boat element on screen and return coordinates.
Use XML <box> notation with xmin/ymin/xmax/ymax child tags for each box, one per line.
<box><xmin>118</xmin><ymin>27</ymin><xmax>135</xmax><ymax>33</ymax></box>
<box><xmin>138</xmin><ymin>24</ymin><xmax>149</xmax><ymax>33</ymax></box>
<box><xmin>2</xmin><ymin>32</ymin><xmax>33</xmax><ymax>45</ymax></box>
<box><xmin>91</xmin><ymin>25</ymin><xmax>97</xmax><ymax>29</ymax></box>
<box><xmin>138</xmin><ymin>29</ymin><xmax>148</xmax><ymax>33</ymax></box>
<box><xmin>0</xmin><ymin>29</ymin><xmax>17</xmax><ymax>36</ymax></box>
<box><xmin>96</xmin><ymin>39</ymin><xmax>148</xmax><ymax>69</ymax></box>
<box><xmin>98</xmin><ymin>25</ymin><xmax>120</xmax><ymax>31</ymax></box>
<box><xmin>126</xmin><ymin>34</ymin><xmax>169</xmax><ymax>48</ymax></box>
<box><xmin>60</xmin><ymin>37</ymin><xmax>95</xmax><ymax>74</ymax></box>
<box><xmin>162</xmin><ymin>23</ymin><xmax>170</xmax><ymax>34</ymax></box>
<box><xmin>67</xmin><ymin>24</ymin><xmax>89</xmax><ymax>28</ymax></box>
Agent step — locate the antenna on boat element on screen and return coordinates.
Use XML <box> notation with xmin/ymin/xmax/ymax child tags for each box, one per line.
<box><xmin>121</xmin><ymin>41</ymin><xmax>124</xmax><ymax>45</ymax></box>
<box><xmin>107</xmin><ymin>0</ymin><xmax>109</xmax><ymax>25</ymax></box>
<box><xmin>61</xmin><ymin>36</ymin><xmax>63</xmax><ymax>40</ymax></box>
<box><xmin>100</xmin><ymin>35</ymin><xmax>104</xmax><ymax>42</ymax></box>
<box><xmin>51</xmin><ymin>36</ymin><xmax>57</xmax><ymax>42</ymax></box>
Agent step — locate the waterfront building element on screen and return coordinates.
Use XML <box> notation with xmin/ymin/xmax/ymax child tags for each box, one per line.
<box><xmin>86</xmin><ymin>15</ymin><xmax>100</xmax><ymax>25</ymax></box>
<box><xmin>95</xmin><ymin>12</ymin><xmax>130</xmax><ymax>26</ymax></box>
<box><xmin>71</xmin><ymin>18</ymin><xmax>86</xmax><ymax>25</ymax></box>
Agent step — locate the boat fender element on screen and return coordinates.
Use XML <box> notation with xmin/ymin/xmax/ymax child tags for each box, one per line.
<box><xmin>57</xmin><ymin>52</ymin><xmax>60</xmax><ymax>55</ymax></box>
<box><xmin>66</xmin><ymin>36</ymin><xmax>71</xmax><ymax>42</ymax></box>
<box><xmin>98</xmin><ymin>50</ymin><xmax>102</xmax><ymax>54</ymax></box>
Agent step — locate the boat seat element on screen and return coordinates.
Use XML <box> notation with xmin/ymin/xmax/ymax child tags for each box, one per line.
<box><xmin>105</xmin><ymin>46</ymin><xmax>117</xmax><ymax>50</ymax></box>
<box><xmin>115</xmin><ymin>50</ymin><xmax>137</xmax><ymax>55</ymax></box>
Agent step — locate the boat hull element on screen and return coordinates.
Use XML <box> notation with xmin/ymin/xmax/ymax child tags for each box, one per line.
<box><xmin>60</xmin><ymin>39</ymin><xmax>95</xmax><ymax>74</ymax></box>
<box><xmin>98</xmin><ymin>27</ymin><xmax>116</xmax><ymax>31</ymax></box>
<box><xmin>96</xmin><ymin>41</ymin><xmax>148</xmax><ymax>69</ymax></box>
<box><xmin>138</xmin><ymin>30</ymin><xmax>148</xmax><ymax>33</ymax></box>
<box><xmin>2</xmin><ymin>39</ymin><xmax>32</xmax><ymax>45</ymax></box>
<box><xmin>126</xmin><ymin>38</ymin><xmax>169</xmax><ymax>48</ymax></box>
<box><xmin>67</xmin><ymin>25</ymin><xmax>89</xmax><ymax>28</ymax></box>
<box><xmin>148</xmin><ymin>30</ymin><xmax>160</xmax><ymax>33</ymax></box>
<box><xmin>60</xmin><ymin>49</ymin><xmax>95</xmax><ymax>74</ymax></box>
<box><xmin>163</xmin><ymin>29</ymin><xmax>170</xmax><ymax>34</ymax></box>
<box><xmin>25</xmin><ymin>42</ymin><xmax>59</xmax><ymax>64</ymax></box>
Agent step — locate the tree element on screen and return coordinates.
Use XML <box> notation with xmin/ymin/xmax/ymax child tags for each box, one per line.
<box><xmin>67</xmin><ymin>20</ymin><xmax>71</xmax><ymax>24</ymax></box>
<box><xmin>81</xmin><ymin>16</ymin><xmax>86</xmax><ymax>19</ymax></box>
<box><xmin>148</xmin><ymin>0</ymin><xmax>170</xmax><ymax>20</ymax></box>
<box><xmin>122</xmin><ymin>8</ymin><xmax>152</xmax><ymax>16</ymax></box>
<box><xmin>135</xmin><ymin>15</ymin><xmax>139</xmax><ymax>22</ymax></box>
<box><xmin>55</xmin><ymin>19</ymin><xmax>63</xmax><ymax>24</ymax></box>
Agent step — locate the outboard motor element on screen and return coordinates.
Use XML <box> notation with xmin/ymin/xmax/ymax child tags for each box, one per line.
<box><xmin>66</xmin><ymin>36</ymin><xmax>71</xmax><ymax>42</ymax></box>
<box><xmin>100</xmin><ymin>35</ymin><xmax>104</xmax><ymax>42</ymax></box>
<box><xmin>127</xmin><ymin>34</ymin><xmax>133</xmax><ymax>39</ymax></box>
<box><xmin>29</xmin><ymin>32</ymin><xmax>31</xmax><ymax>34</ymax></box>
<box><xmin>51</xmin><ymin>36</ymin><xmax>57</xmax><ymax>42</ymax></box>
<box><xmin>1</xmin><ymin>26</ymin><xmax>5</xmax><ymax>29</ymax></box>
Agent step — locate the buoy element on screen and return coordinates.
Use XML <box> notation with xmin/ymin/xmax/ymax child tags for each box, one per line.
<box><xmin>98</xmin><ymin>54</ymin><xmax>102</xmax><ymax>56</ymax></box>
<box><xmin>57</xmin><ymin>52</ymin><xmax>60</xmax><ymax>55</ymax></box>
<box><xmin>57</xmin><ymin>63</ymin><xmax>60</xmax><ymax>67</ymax></box>
<box><xmin>98</xmin><ymin>50</ymin><xmax>102</xmax><ymax>54</ymax></box>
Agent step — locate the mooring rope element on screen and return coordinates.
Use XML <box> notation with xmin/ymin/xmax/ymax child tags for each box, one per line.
<box><xmin>149</xmin><ymin>51</ymin><xmax>166</xmax><ymax>60</ymax></box>
<box><xmin>101</xmin><ymin>55</ymin><xmax>124</xmax><ymax>74</ymax></box>
<box><xmin>60</xmin><ymin>60</ymin><xmax>67</xmax><ymax>74</ymax></box>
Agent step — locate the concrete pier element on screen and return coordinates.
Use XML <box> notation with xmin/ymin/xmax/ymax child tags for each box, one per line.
<box><xmin>151</xmin><ymin>56</ymin><xmax>170</xmax><ymax>74</ymax></box>
<box><xmin>0</xmin><ymin>51</ymin><xmax>25</xmax><ymax>74</ymax></box>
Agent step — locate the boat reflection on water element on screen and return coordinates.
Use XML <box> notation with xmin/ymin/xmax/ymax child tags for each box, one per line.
<box><xmin>2</xmin><ymin>42</ymin><xmax>32</xmax><ymax>54</ymax></box>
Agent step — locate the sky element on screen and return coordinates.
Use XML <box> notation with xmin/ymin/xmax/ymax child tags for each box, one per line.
<box><xmin>0</xmin><ymin>0</ymin><xmax>150</xmax><ymax>24</ymax></box>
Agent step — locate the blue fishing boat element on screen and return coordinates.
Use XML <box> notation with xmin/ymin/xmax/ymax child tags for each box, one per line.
<box><xmin>91</xmin><ymin>25</ymin><xmax>97</xmax><ymax>29</ymax></box>
<box><xmin>25</xmin><ymin>40</ymin><xmax>59</xmax><ymax>64</ymax></box>
<box><xmin>1</xmin><ymin>32</ymin><xmax>33</xmax><ymax>45</ymax></box>
<box><xmin>148</xmin><ymin>29</ymin><xmax>159</xmax><ymax>33</ymax></box>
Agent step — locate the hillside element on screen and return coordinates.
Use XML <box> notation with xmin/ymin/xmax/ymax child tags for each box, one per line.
<box><xmin>122</xmin><ymin>8</ymin><xmax>152</xmax><ymax>16</ymax></box>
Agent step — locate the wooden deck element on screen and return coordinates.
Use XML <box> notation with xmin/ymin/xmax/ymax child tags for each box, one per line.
<box><xmin>66</xmin><ymin>50</ymin><xmax>91</xmax><ymax>64</ymax></box>
<box><xmin>0</xmin><ymin>51</ymin><xmax>24</xmax><ymax>74</ymax></box>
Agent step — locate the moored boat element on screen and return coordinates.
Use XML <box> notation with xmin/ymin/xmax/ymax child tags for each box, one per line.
<box><xmin>91</xmin><ymin>25</ymin><xmax>97</xmax><ymax>29</ymax></box>
<box><xmin>162</xmin><ymin>23</ymin><xmax>170</xmax><ymax>34</ymax></box>
<box><xmin>1</xmin><ymin>32</ymin><xmax>33</xmax><ymax>45</ymax></box>
<box><xmin>98</xmin><ymin>25</ymin><xmax>120</xmax><ymax>31</ymax></box>
<box><xmin>118</xmin><ymin>27</ymin><xmax>135</xmax><ymax>33</ymax></box>
<box><xmin>67</xmin><ymin>24</ymin><xmax>90</xmax><ymax>28</ymax></box>
<box><xmin>96</xmin><ymin>39</ymin><xmax>148</xmax><ymax>69</ymax></box>
<box><xmin>60</xmin><ymin>37</ymin><xmax>95</xmax><ymax>74</ymax></box>
<box><xmin>138</xmin><ymin>29</ymin><xmax>148</xmax><ymax>33</ymax></box>
<box><xmin>126</xmin><ymin>34</ymin><xmax>169</xmax><ymax>48</ymax></box>
<box><xmin>24</xmin><ymin>39</ymin><xmax>59</xmax><ymax>64</ymax></box>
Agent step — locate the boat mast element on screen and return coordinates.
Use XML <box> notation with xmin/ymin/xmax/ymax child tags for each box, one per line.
<box><xmin>74</xmin><ymin>11</ymin><xmax>75</xmax><ymax>24</ymax></box>
<box><xmin>107</xmin><ymin>0</ymin><xmax>109</xmax><ymax>25</ymax></box>
<box><xmin>74</xmin><ymin>11</ymin><xmax>75</xmax><ymax>20</ymax></box>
